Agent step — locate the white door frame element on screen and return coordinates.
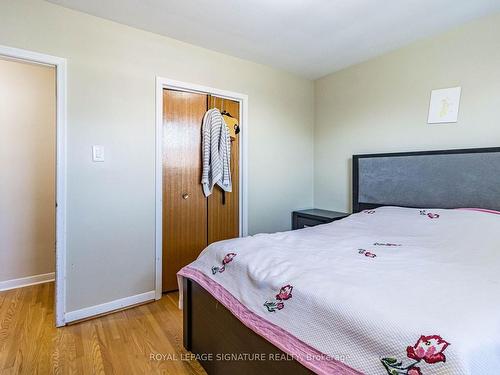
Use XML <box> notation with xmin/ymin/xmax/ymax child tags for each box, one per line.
<box><xmin>0</xmin><ymin>45</ymin><xmax>67</xmax><ymax>327</ymax></box>
<box><xmin>155</xmin><ymin>77</ymin><xmax>248</xmax><ymax>299</ymax></box>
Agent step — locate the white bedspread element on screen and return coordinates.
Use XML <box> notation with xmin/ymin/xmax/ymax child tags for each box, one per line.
<box><xmin>178</xmin><ymin>207</ymin><xmax>500</xmax><ymax>374</ymax></box>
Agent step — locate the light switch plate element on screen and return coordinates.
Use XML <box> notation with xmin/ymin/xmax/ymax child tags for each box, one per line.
<box><xmin>92</xmin><ymin>145</ymin><xmax>105</xmax><ymax>162</ymax></box>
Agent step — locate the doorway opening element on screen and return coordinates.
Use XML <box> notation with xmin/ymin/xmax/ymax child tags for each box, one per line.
<box><xmin>0</xmin><ymin>45</ymin><xmax>67</xmax><ymax>327</ymax></box>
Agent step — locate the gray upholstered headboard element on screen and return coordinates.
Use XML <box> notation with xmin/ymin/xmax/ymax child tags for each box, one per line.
<box><xmin>352</xmin><ymin>147</ymin><xmax>500</xmax><ymax>213</ymax></box>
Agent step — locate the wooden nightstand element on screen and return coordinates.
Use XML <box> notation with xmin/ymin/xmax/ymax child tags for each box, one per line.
<box><xmin>292</xmin><ymin>209</ymin><xmax>349</xmax><ymax>230</ymax></box>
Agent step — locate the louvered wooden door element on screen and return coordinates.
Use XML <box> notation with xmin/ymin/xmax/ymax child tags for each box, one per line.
<box><xmin>162</xmin><ymin>89</ymin><xmax>240</xmax><ymax>292</ymax></box>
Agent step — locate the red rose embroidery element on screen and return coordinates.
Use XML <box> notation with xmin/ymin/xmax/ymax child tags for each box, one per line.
<box><xmin>222</xmin><ymin>253</ymin><xmax>237</xmax><ymax>265</ymax></box>
<box><xmin>358</xmin><ymin>249</ymin><xmax>377</xmax><ymax>258</ymax></box>
<box><xmin>264</xmin><ymin>285</ymin><xmax>294</xmax><ymax>312</ymax></box>
<box><xmin>407</xmin><ymin>367</ymin><xmax>422</xmax><ymax>375</ymax></box>
<box><xmin>211</xmin><ymin>252</ymin><xmax>237</xmax><ymax>274</ymax></box>
<box><xmin>406</xmin><ymin>335</ymin><xmax>450</xmax><ymax>364</ymax></box>
<box><xmin>420</xmin><ymin>210</ymin><xmax>440</xmax><ymax>219</ymax></box>
<box><xmin>381</xmin><ymin>334</ymin><xmax>450</xmax><ymax>374</ymax></box>
<box><xmin>276</xmin><ymin>285</ymin><xmax>293</xmax><ymax>301</ymax></box>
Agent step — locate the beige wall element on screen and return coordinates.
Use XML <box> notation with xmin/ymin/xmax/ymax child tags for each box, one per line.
<box><xmin>0</xmin><ymin>0</ymin><xmax>314</xmax><ymax>311</ymax></box>
<box><xmin>314</xmin><ymin>12</ymin><xmax>500</xmax><ymax>212</ymax></box>
<box><xmin>0</xmin><ymin>58</ymin><xmax>56</xmax><ymax>283</ymax></box>
<box><xmin>5</xmin><ymin>0</ymin><xmax>492</xmax><ymax>315</ymax></box>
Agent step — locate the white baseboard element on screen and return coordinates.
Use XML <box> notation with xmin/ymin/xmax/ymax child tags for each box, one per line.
<box><xmin>0</xmin><ymin>272</ymin><xmax>55</xmax><ymax>292</ymax></box>
<box><xmin>64</xmin><ymin>290</ymin><xmax>155</xmax><ymax>323</ymax></box>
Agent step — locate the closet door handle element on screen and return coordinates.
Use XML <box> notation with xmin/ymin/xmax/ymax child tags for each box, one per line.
<box><xmin>182</xmin><ymin>193</ymin><xmax>189</xmax><ymax>200</ymax></box>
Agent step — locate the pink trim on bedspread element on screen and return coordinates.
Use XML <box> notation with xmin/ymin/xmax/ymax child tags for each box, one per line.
<box><xmin>458</xmin><ymin>208</ymin><xmax>500</xmax><ymax>215</ymax></box>
<box><xmin>178</xmin><ymin>266</ymin><xmax>362</xmax><ymax>375</ymax></box>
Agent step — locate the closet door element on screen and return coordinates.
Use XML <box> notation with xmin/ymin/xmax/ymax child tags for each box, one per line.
<box><xmin>162</xmin><ymin>89</ymin><xmax>208</xmax><ymax>292</ymax></box>
<box><xmin>207</xmin><ymin>97</ymin><xmax>240</xmax><ymax>244</ymax></box>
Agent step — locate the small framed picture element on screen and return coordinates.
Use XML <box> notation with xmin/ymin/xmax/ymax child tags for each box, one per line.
<box><xmin>427</xmin><ymin>86</ymin><xmax>461</xmax><ymax>124</ymax></box>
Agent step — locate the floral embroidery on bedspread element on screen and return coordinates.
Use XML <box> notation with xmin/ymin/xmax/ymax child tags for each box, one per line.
<box><xmin>264</xmin><ymin>285</ymin><xmax>293</xmax><ymax>312</ymax></box>
<box><xmin>211</xmin><ymin>253</ymin><xmax>237</xmax><ymax>274</ymax></box>
<box><xmin>358</xmin><ymin>242</ymin><xmax>405</xmax><ymax>259</ymax></box>
<box><xmin>419</xmin><ymin>210</ymin><xmax>440</xmax><ymax>219</ymax></box>
<box><xmin>358</xmin><ymin>249</ymin><xmax>377</xmax><ymax>258</ymax></box>
<box><xmin>357</xmin><ymin>242</ymin><xmax>405</xmax><ymax>259</ymax></box>
<box><xmin>381</xmin><ymin>335</ymin><xmax>450</xmax><ymax>375</ymax></box>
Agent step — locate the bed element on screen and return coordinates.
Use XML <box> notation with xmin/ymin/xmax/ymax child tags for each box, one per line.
<box><xmin>178</xmin><ymin>147</ymin><xmax>500</xmax><ymax>375</ymax></box>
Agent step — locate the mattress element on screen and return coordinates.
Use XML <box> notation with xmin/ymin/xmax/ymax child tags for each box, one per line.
<box><xmin>178</xmin><ymin>206</ymin><xmax>500</xmax><ymax>374</ymax></box>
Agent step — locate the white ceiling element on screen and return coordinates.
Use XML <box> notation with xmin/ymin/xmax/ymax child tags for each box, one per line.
<box><xmin>47</xmin><ymin>0</ymin><xmax>500</xmax><ymax>79</ymax></box>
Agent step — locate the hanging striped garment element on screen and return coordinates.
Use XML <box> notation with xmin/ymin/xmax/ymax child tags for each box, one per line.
<box><xmin>201</xmin><ymin>108</ymin><xmax>232</xmax><ymax>197</ymax></box>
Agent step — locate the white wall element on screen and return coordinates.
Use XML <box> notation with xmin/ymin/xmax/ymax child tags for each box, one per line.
<box><xmin>0</xmin><ymin>0</ymin><xmax>314</xmax><ymax>312</ymax></box>
<box><xmin>0</xmin><ymin>58</ymin><xmax>56</xmax><ymax>283</ymax></box>
<box><xmin>314</xmin><ymin>12</ymin><xmax>500</xmax><ymax>212</ymax></box>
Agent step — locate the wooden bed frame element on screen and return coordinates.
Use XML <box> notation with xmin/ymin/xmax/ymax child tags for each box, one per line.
<box><xmin>182</xmin><ymin>147</ymin><xmax>500</xmax><ymax>374</ymax></box>
<box><xmin>182</xmin><ymin>277</ymin><xmax>312</xmax><ymax>374</ymax></box>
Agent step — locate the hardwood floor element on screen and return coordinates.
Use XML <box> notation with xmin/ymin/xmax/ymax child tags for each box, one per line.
<box><xmin>0</xmin><ymin>282</ymin><xmax>206</xmax><ymax>375</ymax></box>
